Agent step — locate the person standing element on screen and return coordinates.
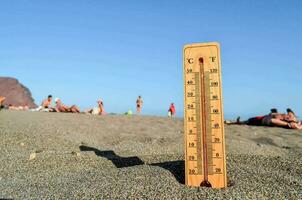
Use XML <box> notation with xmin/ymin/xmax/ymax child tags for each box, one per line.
<box><xmin>136</xmin><ymin>96</ymin><xmax>143</xmax><ymax>114</ymax></box>
<box><xmin>168</xmin><ymin>103</ymin><xmax>176</xmax><ymax>117</ymax></box>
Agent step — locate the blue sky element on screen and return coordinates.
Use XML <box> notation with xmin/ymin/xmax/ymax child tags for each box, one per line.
<box><xmin>1</xmin><ymin>0</ymin><xmax>301</xmax><ymax>118</ymax></box>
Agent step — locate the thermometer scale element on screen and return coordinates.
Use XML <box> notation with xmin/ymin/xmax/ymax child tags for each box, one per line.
<box><xmin>183</xmin><ymin>42</ymin><xmax>227</xmax><ymax>188</ymax></box>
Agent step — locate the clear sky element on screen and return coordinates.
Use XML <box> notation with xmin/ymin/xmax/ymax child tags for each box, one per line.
<box><xmin>1</xmin><ymin>0</ymin><xmax>301</xmax><ymax>118</ymax></box>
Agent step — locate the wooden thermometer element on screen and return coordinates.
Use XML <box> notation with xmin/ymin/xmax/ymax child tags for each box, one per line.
<box><xmin>183</xmin><ymin>42</ymin><xmax>227</xmax><ymax>188</ymax></box>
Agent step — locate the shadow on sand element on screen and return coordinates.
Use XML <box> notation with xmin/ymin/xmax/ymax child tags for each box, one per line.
<box><xmin>79</xmin><ymin>145</ymin><xmax>185</xmax><ymax>184</ymax></box>
<box><xmin>79</xmin><ymin>145</ymin><xmax>144</xmax><ymax>168</ymax></box>
<box><xmin>150</xmin><ymin>160</ymin><xmax>185</xmax><ymax>184</ymax></box>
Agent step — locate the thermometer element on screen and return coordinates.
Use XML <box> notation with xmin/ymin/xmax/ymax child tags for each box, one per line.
<box><xmin>183</xmin><ymin>42</ymin><xmax>227</xmax><ymax>188</ymax></box>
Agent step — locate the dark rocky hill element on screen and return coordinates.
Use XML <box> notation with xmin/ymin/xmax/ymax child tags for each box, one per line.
<box><xmin>0</xmin><ymin>77</ymin><xmax>36</xmax><ymax>108</ymax></box>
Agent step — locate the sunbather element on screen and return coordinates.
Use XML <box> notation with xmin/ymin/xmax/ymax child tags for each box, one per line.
<box><xmin>55</xmin><ymin>98</ymin><xmax>80</xmax><ymax>113</ymax></box>
<box><xmin>288</xmin><ymin>121</ymin><xmax>302</xmax><ymax>130</ymax></box>
<box><xmin>286</xmin><ymin>108</ymin><xmax>300</xmax><ymax>123</ymax></box>
<box><xmin>8</xmin><ymin>104</ymin><xmax>29</xmax><ymax>111</ymax></box>
<box><xmin>227</xmin><ymin>108</ymin><xmax>302</xmax><ymax>130</ymax></box>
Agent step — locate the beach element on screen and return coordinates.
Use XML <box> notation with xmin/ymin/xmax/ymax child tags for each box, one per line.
<box><xmin>0</xmin><ymin>110</ymin><xmax>301</xmax><ymax>199</ymax></box>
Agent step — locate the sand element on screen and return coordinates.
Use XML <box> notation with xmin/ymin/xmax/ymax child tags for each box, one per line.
<box><xmin>0</xmin><ymin>110</ymin><xmax>301</xmax><ymax>199</ymax></box>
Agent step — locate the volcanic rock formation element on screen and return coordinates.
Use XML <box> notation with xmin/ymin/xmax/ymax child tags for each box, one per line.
<box><xmin>0</xmin><ymin>77</ymin><xmax>36</xmax><ymax>108</ymax></box>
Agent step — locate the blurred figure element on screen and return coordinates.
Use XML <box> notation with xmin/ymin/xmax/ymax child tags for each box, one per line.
<box><xmin>227</xmin><ymin>108</ymin><xmax>302</xmax><ymax>130</ymax></box>
<box><xmin>85</xmin><ymin>99</ymin><xmax>106</xmax><ymax>115</ymax></box>
<box><xmin>136</xmin><ymin>96</ymin><xmax>143</xmax><ymax>114</ymax></box>
<box><xmin>37</xmin><ymin>95</ymin><xmax>56</xmax><ymax>112</ymax></box>
<box><xmin>97</xmin><ymin>99</ymin><xmax>105</xmax><ymax>115</ymax></box>
<box><xmin>55</xmin><ymin>98</ymin><xmax>80</xmax><ymax>113</ymax></box>
<box><xmin>286</xmin><ymin>108</ymin><xmax>299</xmax><ymax>123</ymax></box>
<box><xmin>0</xmin><ymin>96</ymin><xmax>6</xmax><ymax>110</ymax></box>
<box><xmin>168</xmin><ymin>103</ymin><xmax>176</xmax><ymax>117</ymax></box>
<box><xmin>8</xmin><ymin>104</ymin><xmax>29</xmax><ymax>111</ymax></box>
<box><xmin>270</xmin><ymin>108</ymin><xmax>278</xmax><ymax>114</ymax></box>
<box><xmin>41</xmin><ymin>95</ymin><xmax>53</xmax><ymax>108</ymax></box>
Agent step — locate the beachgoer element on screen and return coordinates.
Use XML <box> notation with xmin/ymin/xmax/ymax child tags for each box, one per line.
<box><xmin>0</xmin><ymin>96</ymin><xmax>6</xmax><ymax>110</ymax></box>
<box><xmin>261</xmin><ymin>114</ymin><xmax>288</xmax><ymax>127</ymax></box>
<box><xmin>244</xmin><ymin>108</ymin><xmax>281</xmax><ymax>126</ymax></box>
<box><xmin>168</xmin><ymin>103</ymin><xmax>176</xmax><ymax>117</ymax></box>
<box><xmin>136</xmin><ymin>96</ymin><xmax>143</xmax><ymax>114</ymax></box>
<box><xmin>55</xmin><ymin>98</ymin><xmax>80</xmax><ymax>113</ymax></box>
<box><xmin>23</xmin><ymin>104</ymin><xmax>29</xmax><ymax>110</ymax></box>
<box><xmin>227</xmin><ymin>109</ymin><xmax>302</xmax><ymax>130</ymax></box>
<box><xmin>288</xmin><ymin>121</ymin><xmax>302</xmax><ymax>130</ymax></box>
<box><xmin>232</xmin><ymin>115</ymin><xmax>265</xmax><ymax>126</ymax></box>
<box><xmin>8</xmin><ymin>104</ymin><xmax>29</xmax><ymax>111</ymax></box>
<box><xmin>97</xmin><ymin>99</ymin><xmax>105</xmax><ymax>115</ymax></box>
<box><xmin>286</xmin><ymin>108</ymin><xmax>299</xmax><ymax>123</ymax></box>
<box><xmin>85</xmin><ymin>99</ymin><xmax>106</xmax><ymax>115</ymax></box>
<box><xmin>261</xmin><ymin>110</ymin><xmax>302</xmax><ymax>129</ymax></box>
<box><xmin>283</xmin><ymin>109</ymin><xmax>302</xmax><ymax>129</ymax></box>
<box><xmin>8</xmin><ymin>104</ymin><xmax>18</xmax><ymax>110</ymax></box>
<box><xmin>41</xmin><ymin>95</ymin><xmax>53</xmax><ymax>108</ymax></box>
<box><xmin>270</xmin><ymin>108</ymin><xmax>278</xmax><ymax>114</ymax></box>
<box><xmin>37</xmin><ymin>95</ymin><xmax>56</xmax><ymax>112</ymax></box>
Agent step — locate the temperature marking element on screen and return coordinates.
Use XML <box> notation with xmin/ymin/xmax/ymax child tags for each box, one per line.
<box><xmin>184</xmin><ymin>42</ymin><xmax>227</xmax><ymax>188</ymax></box>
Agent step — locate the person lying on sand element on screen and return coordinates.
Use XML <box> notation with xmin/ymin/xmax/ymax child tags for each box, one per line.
<box><xmin>227</xmin><ymin>108</ymin><xmax>277</xmax><ymax>126</ymax></box>
<box><xmin>8</xmin><ymin>104</ymin><xmax>29</xmax><ymax>111</ymax></box>
<box><xmin>226</xmin><ymin>108</ymin><xmax>302</xmax><ymax>130</ymax></box>
<box><xmin>55</xmin><ymin>98</ymin><xmax>80</xmax><ymax>113</ymax></box>
<box><xmin>85</xmin><ymin>99</ymin><xmax>106</xmax><ymax>115</ymax></box>
<box><xmin>263</xmin><ymin>108</ymin><xmax>301</xmax><ymax>129</ymax></box>
<box><xmin>284</xmin><ymin>108</ymin><xmax>302</xmax><ymax>129</ymax></box>
<box><xmin>286</xmin><ymin>108</ymin><xmax>300</xmax><ymax>124</ymax></box>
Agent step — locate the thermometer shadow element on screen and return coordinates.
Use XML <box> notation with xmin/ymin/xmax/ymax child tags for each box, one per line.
<box><xmin>150</xmin><ymin>160</ymin><xmax>185</xmax><ymax>184</ymax></box>
<box><xmin>79</xmin><ymin>145</ymin><xmax>185</xmax><ymax>184</ymax></box>
<box><xmin>79</xmin><ymin>145</ymin><xmax>144</xmax><ymax>168</ymax></box>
